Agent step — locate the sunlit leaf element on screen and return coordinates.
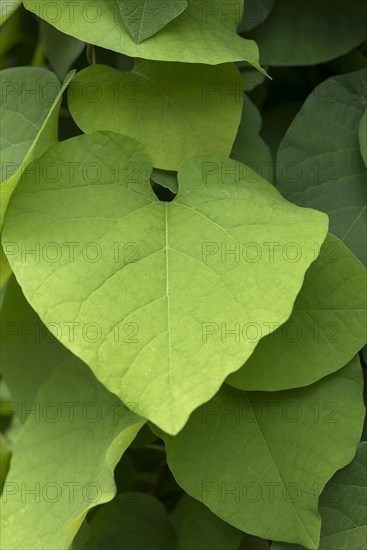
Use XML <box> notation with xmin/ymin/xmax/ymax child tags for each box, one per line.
<box><xmin>117</xmin><ymin>0</ymin><xmax>188</xmax><ymax>44</ymax></box>
<box><xmin>68</xmin><ymin>62</ymin><xmax>243</xmax><ymax>170</ymax></box>
<box><xmin>2</xmin><ymin>132</ymin><xmax>328</xmax><ymax>434</ymax></box>
<box><xmin>0</xmin><ymin>68</ymin><xmax>73</xmax><ymax>228</ymax></box>
<box><xmin>23</xmin><ymin>0</ymin><xmax>265</xmax><ymax>70</ymax></box>
<box><xmin>0</xmin><ymin>281</ymin><xmax>145</xmax><ymax>550</ymax></box>
<box><xmin>227</xmin><ymin>234</ymin><xmax>367</xmax><ymax>391</ymax></box>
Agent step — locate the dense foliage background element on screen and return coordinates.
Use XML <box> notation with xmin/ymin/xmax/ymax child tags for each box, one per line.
<box><xmin>0</xmin><ymin>1</ymin><xmax>366</xmax><ymax>549</ymax></box>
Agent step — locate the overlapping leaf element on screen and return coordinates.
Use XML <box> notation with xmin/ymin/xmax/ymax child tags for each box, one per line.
<box><xmin>271</xmin><ymin>442</ymin><xmax>367</xmax><ymax>550</ymax></box>
<box><xmin>23</xmin><ymin>0</ymin><xmax>265</xmax><ymax>69</ymax></box>
<box><xmin>238</xmin><ymin>64</ymin><xmax>266</xmax><ymax>92</ymax></box>
<box><xmin>0</xmin><ymin>0</ymin><xmax>22</xmax><ymax>24</ymax></box>
<box><xmin>0</xmin><ymin>246</ymin><xmax>12</xmax><ymax>287</ymax></box>
<box><xmin>0</xmin><ymin>276</ymin><xmax>71</xmax><ymax>409</ymax></box>
<box><xmin>238</xmin><ymin>0</ymin><xmax>274</xmax><ymax>32</ymax></box>
<box><xmin>359</xmin><ymin>109</ymin><xmax>367</xmax><ymax>167</ymax></box>
<box><xmin>231</xmin><ymin>94</ymin><xmax>273</xmax><ymax>180</ymax></box>
<box><xmin>245</xmin><ymin>0</ymin><xmax>367</xmax><ymax>65</ymax></box>
<box><xmin>151</xmin><ymin>168</ymin><xmax>178</xmax><ymax>195</ymax></box>
<box><xmin>227</xmin><ymin>234</ymin><xmax>367</xmax><ymax>391</ymax></box>
<box><xmin>39</xmin><ymin>20</ymin><xmax>85</xmax><ymax>80</ymax></box>
<box><xmin>2</xmin><ymin>131</ymin><xmax>328</xmax><ymax>434</ymax></box>
<box><xmin>172</xmin><ymin>494</ymin><xmax>242</xmax><ymax>550</ymax></box>
<box><xmin>277</xmin><ymin>69</ymin><xmax>367</xmax><ymax>265</ymax></box>
<box><xmin>0</xmin><ymin>67</ymin><xmax>73</xmax><ymax>228</ymax></box>
<box><xmin>78</xmin><ymin>492</ymin><xmax>176</xmax><ymax>549</ymax></box>
<box><xmin>0</xmin><ymin>278</ymin><xmax>145</xmax><ymax>550</ymax></box>
<box><xmin>118</xmin><ymin>0</ymin><xmax>188</xmax><ymax>44</ymax></box>
<box><xmin>74</xmin><ymin>492</ymin><xmax>242</xmax><ymax>550</ymax></box>
<box><xmin>1</xmin><ymin>364</ymin><xmax>145</xmax><ymax>550</ymax></box>
<box><xmin>68</xmin><ymin>62</ymin><xmax>243</xmax><ymax>170</ymax></box>
<box><xmin>156</xmin><ymin>358</ymin><xmax>365</xmax><ymax>549</ymax></box>
<box><xmin>0</xmin><ymin>433</ymin><xmax>11</xmax><ymax>492</ymax></box>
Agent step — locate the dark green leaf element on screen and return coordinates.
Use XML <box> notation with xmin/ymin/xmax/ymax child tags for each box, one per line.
<box><xmin>277</xmin><ymin>69</ymin><xmax>367</xmax><ymax>265</ymax></box>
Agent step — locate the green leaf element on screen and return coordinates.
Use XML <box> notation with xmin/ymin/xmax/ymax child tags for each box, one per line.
<box><xmin>1</xmin><ymin>364</ymin><xmax>144</xmax><ymax>550</ymax></box>
<box><xmin>118</xmin><ymin>0</ymin><xmax>188</xmax><ymax>44</ymax></box>
<box><xmin>2</xmin><ymin>131</ymin><xmax>328</xmax><ymax>435</ymax></box>
<box><xmin>238</xmin><ymin>0</ymin><xmax>274</xmax><ymax>32</ymax></box>
<box><xmin>0</xmin><ymin>380</ymin><xmax>13</xmax><ymax>416</ymax></box>
<box><xmin>171</xmin><ymin>494</ymin><xmax>242</xmax><ymax>550</ymax></box>
<box><xmin>0</xmin><ymin>67</ymin><xmax>73</xmax><ymax>229</ymax></box>
<box><xmin>0</xmin><ymin>0</ymin><xmax>22</xmax><ymax>24</ymax></box>
<box><xmin>231</xmin><ymin>94</ymin><xmax>273</xmax><ymax>181</ymax></box>
<box><xmin>39</xmin><ymin>20</ymin><xmax>85</xmax><ymax>80</ymax></box>
<box><xmin>0</xmin><ymin>246</ymin><xmax>12</xmax><ymax>287</ymax></box>
<box><xmin>237</xmin><ymin>64</ymin><xmax>266</xmax><ymax>91</ymax></box>
<box><xmin>78</xmin><ymin>491</ymin><xmax>242</xmax><ymax>550</ymax></box>
<box><xmin>156</xmin><ymin>357</ymin><xmax>365</xmax><ymax>549</ymax></box>
<box><xmin>271</xmin><ymin>442</ymin><xmax>367</xmax><ymax>550</ymax></box>
<box><xmin>68</xmin><ymin>62</ymin><xmax>243</xmax><ymax>170</ymax></box>
<box><xmin>240</xmin><ymin>533</ymin><xmax>270</xmax><ymax>549</ymax></box>
<box><xmin>80</xmin><ymin>492</ymin><xmax>176</xmax><ymax>549</ymax></box>
<box><xmin>245</xmin><ymin>0</ymin><xmax>367</xmax><ymax>65</ymax></box>
<box><xmin>0</xmin><ymin>281</ymin><xmax>145</xmax><ymax>549</ymax></box>
<box><xmin>0</xmin><ymin>433</ymin><xmax>12</xmax><ymax>492</ymax></box>
<box><xmin>23</xmin><ymin>0</ymin><xmax>265</xmax><ymax>70</ymax></box>
<box><xmin>359</xmin><ymin>109</ymin><xmax>367</xmax><ymax>167</ymax></box>
<box><xmin>0</xmin><ymin>276</ymin><xmax>73</xmax><ymax>411</ymax></box>
<box><xmin>0</xmin><ymin>8</ymin><xmax>23</xmax><ymax>58</ymax></box>
<box><xmin>277</xmin><ymin>69</ymin><xmax>367</xmax><ymax>265</ymax></box>
<box><xmin>227</xmin><ymin>234</ymin><xmax>367</xmax><ymax>391</ymax></box>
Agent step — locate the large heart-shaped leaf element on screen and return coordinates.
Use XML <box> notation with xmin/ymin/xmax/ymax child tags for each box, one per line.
<box><xmin>0</xmin><ymin>67</ymin><xmax>73</xmax><ymax>228</ymax></box>
<box><xmin>245</xmin><ymin>0</ymin><xmax>367</xmax><ymax>65</ymax></box>
<box><xmin>0</xmin><ymin>279</ymin><xmax>145</xmax><ymax>550</ymax></box>
<box><xmin>271</xmin><ymin>442</ymin><xmax>367</xmax><ymax>550</ymax></box>
<box><xmin>156</xmin><ymin>357</ymin><xmax>365</xmax><ymax>549</ymax></box>
<box><xmin>117</xmin><ymin>0</ymin><xmax>188</xmax><ymax>44</ymax></box>
<box><xmin>23</xmin><ymin>0</ymin><xmax>264</xmax><ymax>69</ymax></box>
<box><xmin>2</xmin><ymin>131</ymin><xmax>328</xmax><ymax>434</ymax></box>
<box><xmin>227</xmin><ymin>234</ymin><xmax>367</xmax><ymax>391</ymax></box>
<box><xmin>277</xmin><ymin>69</ymin><xmax>367</xmax><ymax>265</ymax></box>
<box><xmin>68</xmin><ymin>62</ymin><xmax>243</xmax><ymax>170</ymax></box>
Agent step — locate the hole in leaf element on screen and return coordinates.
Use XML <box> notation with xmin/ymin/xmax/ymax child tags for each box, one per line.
<box><xmin>150</xmin><ymin>168</ymin><xmax>178</xmax><ymax>202</ymax></box>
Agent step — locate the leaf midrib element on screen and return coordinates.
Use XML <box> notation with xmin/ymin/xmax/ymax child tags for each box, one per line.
<box><xmin>165</xmin><ymin>203</ymin><xmax>173</xmax><ymax>396</ymax></box>
<box><xmin>244</xmin><ymin>391</ymin><xmax>318</xmax><ymax>548</ymax></box>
